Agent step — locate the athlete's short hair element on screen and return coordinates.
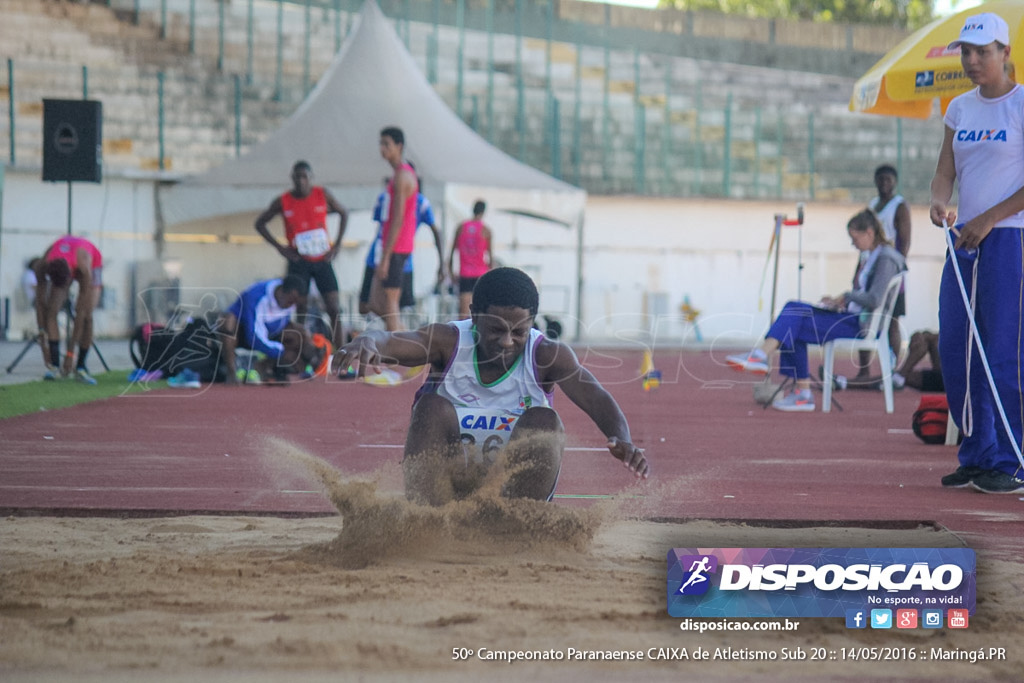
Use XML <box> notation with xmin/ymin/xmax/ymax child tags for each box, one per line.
<box><xmin>292</xmin><ymin>160</ymin><xmax>312</xmax><ymax>174</ymax></box>
<box><xmin>471</xmin><ymin>267</ymin><xmax>538</xmax><ymax>317</ymax></box>
<box><xmin>280</xmin><ymin>274</ymin><xmax>308</xmax><ymax>297</ymax></box>
<box><xmin>45</xmin><ymin>259</ymin><xmax>72</xmax><ymax>288</ymax></box>
<box><xmin>380</xmin><ymin>126</ymin><xmax>404</xmax><ymax>146</ymax></box>
<box><xmin>473</xmin><ymin>200</ymin><xmax>486</xmax><ymax>216</ymax></box>
<box><xmin>874</xmin><ymin>164</ymin><xmax>897</xmax><ymax>179</ymax></box>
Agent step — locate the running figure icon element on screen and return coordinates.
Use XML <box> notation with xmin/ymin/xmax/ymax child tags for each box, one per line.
<box><xmin>678</xmin><ymin>556</ymin><xmax>712</xmax><ymax>593</ymax></box>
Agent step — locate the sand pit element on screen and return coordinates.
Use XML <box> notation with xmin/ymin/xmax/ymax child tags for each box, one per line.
<box><xmin>2</xmin><ymin>441</ymin><xmax>1022</xmax><ymax>682</ymax></box>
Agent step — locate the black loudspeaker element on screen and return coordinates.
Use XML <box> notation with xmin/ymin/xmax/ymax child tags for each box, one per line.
<box><xmin>42</xmin><ymin>99</ymin><xmax>103</xmax><ymax>183</ymax></box>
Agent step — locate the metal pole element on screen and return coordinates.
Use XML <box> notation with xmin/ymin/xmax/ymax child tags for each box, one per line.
<box><xmin>335</xmin><ymin>0</ymin><xmax>343</xmax><ymax>53</ymax></box>
<box><xmin>634</xmin><ymin>103</ymin><xmax>645</xmax><ymax>193</ymax></box>
<box><xmin>67</xmin><ymin>183</ymin><xmax>73</xmax><ymax>235</ymax></box>
<box><xmin>551</xmin><ymin>98</ymin><xmax>561</xmax><ymax>180</ymax></box>
<box><xmin>573</xmin><ymin>39</ymin><xmax>581</xmax><ymax>187</ymax></box>
<box><xmin>776</xmin><ymin>109</ymin><xmax>783</xmax><ymax>198</ymax></box>
<box><xmin>694</xmin><ymin>81</ymin><xmax>703</xmax><ymax>194</ymax></box>
<box><xmin>456</xmin><ymin>0</ymin><xmax>465</xmax><ymax>118</ymax></box>
<box><xmin>545</xmin><ymin>0</ymin><xmax>553</xmax><ymax>151</ymax></box>
<box><xmin>769</xmin><ymin>214</ymin><xmax>782</xmax><ymax>321</ymax></box>
<box><xmin>188</xmin><ymin>0</ymin><xmax>196</xmax><ymax>54</ymax></box>
<box><xmin>234</xmin><ymin>74</ymin><xmax>242</xmax><ymax>157</ymax></box>
<box><xmin>486</xmin><ymin>0</ymin><xmax>494</xmax><ymax>142</ymax></box>
<box><xmin>160</xmin><ymin>0</ymin><xmax>167</xmax><ymax>39</ymax></box>
<box><xmin>303</xmin><ymin>0</ymin><xmax>312</xmax><ymax>94</ymax></box>
<box><xmin>6</xmin><ymin>59</ymin><xmax>12</xmax><ymax>165</ymax></box>
<box><xmin>515</xmin><ymin>0</ymin><xmax>524</xmax><ymax>159</ymax></box>
<box><xmin>82</xmin><ymin>65</ymin><xmax>88</xmax><ymax>99</ymax></box>
<box><xmin>218</xmin><ymin>0</ymin><xmax>225</xmax><ymax>71</ymax></box>
<box><xmin>428</xmin><ymin>0</ymin><xmax>439</xmax><ymax>83</ymax></box>
<box><xmin>722</xmin><ymin>93</ymin><xmax>732</xmax><ymax>197</ymax></box>
<box><xmin>158</xmin><ymin>71</ymin><xmax>166</xmax><ymax>170</ymax></box>
<box><xmin>602</xmin><ymin>4</ymin><xmax>610</xmax><ymax>186</ymax></box>
<box><xmin>807</xmin><ymin>111</ymin><xmax>815</xmax><ymax>200</ymax></box>
<box><xmin>662</xmin><ymin>59</ymin><xmax>671</xmax><ymax>194</ymax></box>
<box><xmin>403</xmin><ymin>0</ymin><xmax>411</xmax><ymax>45</ymax></box>
<box><xmin>247</xmin><ymin>0</ymin><xmax>255</xmax><ymax>84</ymax></box>
<box><xmin>754</xmin><ymin>106</ymin><xmax>762</xmax><ymax>196</ymax></box>
<box><xmin>275</xmin><ymin>0</ymin><xmax>284</xmax><ymax>100</ymax></box>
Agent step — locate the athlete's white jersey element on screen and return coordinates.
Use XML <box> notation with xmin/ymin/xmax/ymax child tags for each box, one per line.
<box><xmin>417</xmin><ymin>319</ymin><xmax>552</xmax><ymax>463</ymax></box>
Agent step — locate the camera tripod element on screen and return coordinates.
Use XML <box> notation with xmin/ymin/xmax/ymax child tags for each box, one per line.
<box><xmin>5</xmin><ymin>297</ymin><xmax>109</xmax><ymax>375</ymax></box>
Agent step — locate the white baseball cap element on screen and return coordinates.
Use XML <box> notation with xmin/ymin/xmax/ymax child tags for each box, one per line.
<box><xmin>948</xmin><ymin>12</ymin><xmax>1011</xmax><ymax>49</ymax></box>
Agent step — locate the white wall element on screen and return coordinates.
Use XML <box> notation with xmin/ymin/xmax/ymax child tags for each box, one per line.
<box><xmin>579</xmin><ymin>197</ymin><xmax>945</xmax><ymax>346</ymax></box>
<box><xmin>1</xmin><ymin>169</ymin><xmax>945</xmax><ymax>346</ymax></box>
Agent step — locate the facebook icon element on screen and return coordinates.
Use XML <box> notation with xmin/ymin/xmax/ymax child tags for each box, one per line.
<box><xmin>845</xmin><ymin>609</ymin><xmax>867</xmax><ymax>629</ymax></box>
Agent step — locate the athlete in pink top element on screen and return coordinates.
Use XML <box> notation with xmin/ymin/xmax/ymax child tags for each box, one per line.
<box><xmin>377</xmin><ymin>126</ymin><xmax>419</xmax><ymax>331</ymax></box>
<box><xmin>34</xmin><ymin>235</ymin><xmax>104</xmax><ymax>383</ymax></box>
<box><xmin>448</xmin><ymin>200</ymin><xmax>493</xmax><ymax>318</ymax></box>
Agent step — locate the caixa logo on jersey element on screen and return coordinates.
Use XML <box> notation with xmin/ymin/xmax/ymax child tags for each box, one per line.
<box><xmin>667</xmin><ymin>548</ymin><xmax>976</xmax><ymax>618</ymax></box>
<box><xmin>459</xmin><ymin>414</ymin><xmax>517</xmax><ymax>431</ymax></box>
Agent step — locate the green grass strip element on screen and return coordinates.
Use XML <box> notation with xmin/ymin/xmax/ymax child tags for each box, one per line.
<box><xmin>0</xmin><ymin>370</ymin><xmax>148</xmax><ymax>420</ymax></box>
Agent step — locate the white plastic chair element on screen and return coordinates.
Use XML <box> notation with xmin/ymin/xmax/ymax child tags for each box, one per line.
<box><xmin>821</xmin><ymin>272</ymin><xmax>905</xmax><ymax>414</ymax></box>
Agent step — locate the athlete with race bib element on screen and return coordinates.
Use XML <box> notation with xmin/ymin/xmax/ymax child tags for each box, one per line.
<box><xmin>255</xmin><ymin>160</ymin><xmax>349</xmax><ymax>346</ymax></box>
<box><xmin>333</xmin><ymin>267</ymin><xmax>650</xmax><ymax>506</ymax></box>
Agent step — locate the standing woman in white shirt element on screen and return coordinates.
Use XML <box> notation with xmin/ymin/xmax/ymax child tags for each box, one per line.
<box><xmin>930</xmin><ymin>12</ymin><xmax>1024</xmax><ymax>494</ymax></box>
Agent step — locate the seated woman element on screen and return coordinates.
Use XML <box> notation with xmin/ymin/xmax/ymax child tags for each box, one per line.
<box><xmin>726</xmin><ymin>209</ymin><xmax>906</xmax><ymax>412</ymax></box>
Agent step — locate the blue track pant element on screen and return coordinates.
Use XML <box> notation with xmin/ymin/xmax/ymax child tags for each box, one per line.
<box><xmin>938</xmin><ymin>227</ymin><xmax>1024</xmax><ymax>477</ymax></box>
<box><xmin>766</xmin><ymin>301</ymin><xmax>862</xmax><ymax>380</ymax></box>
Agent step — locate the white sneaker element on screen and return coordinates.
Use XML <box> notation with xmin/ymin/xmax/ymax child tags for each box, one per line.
<box><xmin>891</xmin><ymin>372</ymin><xmax>906</xmax><ymax>390</ymax></box>
<box><xmin>726</xmin><ymin>349</ymin><xmax>768</xmax><ymax>374</ymax></box>
<box><xmin>771</xmin><ymin>389</ymin><xmax>815</xmax><ymax>412</ymax></box>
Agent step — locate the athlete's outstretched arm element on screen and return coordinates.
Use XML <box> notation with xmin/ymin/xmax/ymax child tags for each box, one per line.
<box><xmin>332</xmin><ymin>323</ymin><xmax>456</xmax><ymax>377</ymax></box>
<box><xmin>538</xmin><ymin>341</ymin><xmax>650</xmax><ymax>479</ymax></box>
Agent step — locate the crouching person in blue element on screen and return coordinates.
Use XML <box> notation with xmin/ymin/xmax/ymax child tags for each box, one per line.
<box><xmin>727</xmin><ymin>209</ymin><xmax>906</xmax><ymax>411</ymax></box>
<box><xmin>333</xmin><ymin>267</ymin><xmax>650</xmax><ymax>505</ymax></box>
<box><xmin>220</xmin><ymin>275</ymin><xmax>319</xmax><ymax>384</ymax></box>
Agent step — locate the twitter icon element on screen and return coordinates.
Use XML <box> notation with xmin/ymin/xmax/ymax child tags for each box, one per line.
<box><xmin>870</xmin><ymin>609</ymin><xmax>892</xmax><ymax>629</ymax></box>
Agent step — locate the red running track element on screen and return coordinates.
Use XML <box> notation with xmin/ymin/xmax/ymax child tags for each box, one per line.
<box><xmin>1</xmin><ymin>349</ymin><xmax>1022</xmax><ymax>560</ymax></box>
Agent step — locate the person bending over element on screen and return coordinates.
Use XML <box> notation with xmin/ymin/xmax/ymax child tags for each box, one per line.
<box><xmin>34</xmin><ymin>235</ymin><xmax>104</xmax><ymax>384</ymax></box>
<box><xmin>220</xmin><ymin>275</ymin><xmax>319</xmax><ymax>384</ymax></box>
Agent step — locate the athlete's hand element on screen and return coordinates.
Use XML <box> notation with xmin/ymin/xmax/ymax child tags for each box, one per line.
<box><xmin>61</xmin><ymin>354</ymin><xmax>75</xmax><ymax>377</ymax></box>
<box><xmin>376</xmin><ymin>258</ymin><xmax>391</xmax><ymax>282</ymax></box>
<box><xmin>332</xmin><ymin>335</ymin><xmax>382</xmax><ymax>378</ymax></box>
<box><xmin>955</xmin><ymin>213</ymin><xmax>995</xmax><ymax>250</ymax></box>
<box><xmin>608</xmin><ymin>437</ymin><xmax>649</xmax><ymax>479</ymax></box>
<box><xmin>930</xmin><ymin>201</ymin><xmax>957</xmax><ymax>229</ymax></box>
<box><xmin>278</xmin><ymin>244</ymin><xmax>302</xmax><ymax>263</ymax></box>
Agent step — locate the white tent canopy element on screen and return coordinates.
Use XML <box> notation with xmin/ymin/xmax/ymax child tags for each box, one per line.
<box><xmin>157</xmin><ymin>0</ymin><xmax>586</xmax><ymax>228</ymax></box>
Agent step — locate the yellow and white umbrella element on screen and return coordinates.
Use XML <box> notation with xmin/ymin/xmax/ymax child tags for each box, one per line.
<box><xmin>851</xmin><ymin>1</ymin><xmax>1024</xmax><ymax>118</ymax></box>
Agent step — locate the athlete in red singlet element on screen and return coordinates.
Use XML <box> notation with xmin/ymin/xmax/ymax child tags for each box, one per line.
<box><xmin>448</xmin><ymin>200</ymin><xmax>493</xmax><ymax>319</ymax></box>
<box><xmin>254</xmin><ymin>161</ymin><xmax>349</xmax><ymax>346</ymax></box>
<box><xmin>377</xmin><ymin>126</ymin><xmax>419</xmax><ymax>331</ymax></box>
<box><xmin>34</xmin><ymin>235</ymin><xmax>104</xmax><ymax>383</ymax></box>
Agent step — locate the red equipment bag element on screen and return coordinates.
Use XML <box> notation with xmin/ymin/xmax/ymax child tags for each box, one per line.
<box><xmin>912</xmin><ymin>394</ymin><xmax>951</xmax><ymax>445</ymax></box>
